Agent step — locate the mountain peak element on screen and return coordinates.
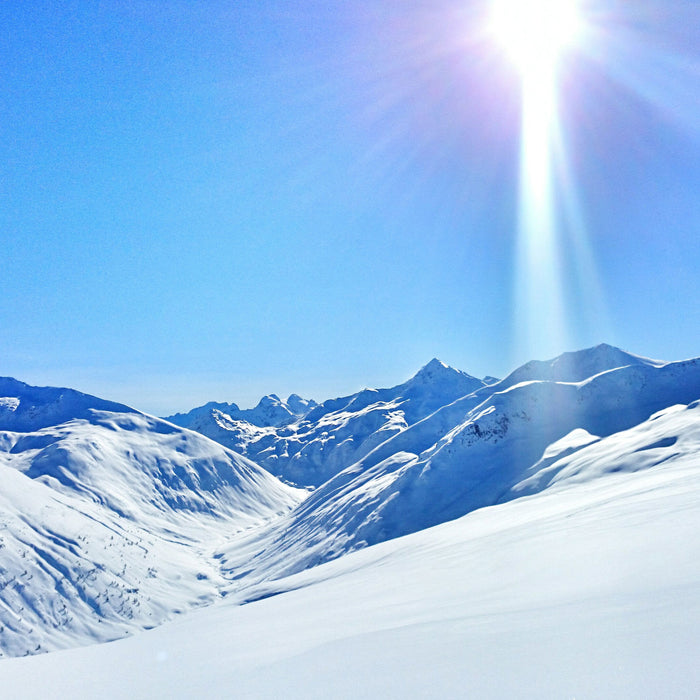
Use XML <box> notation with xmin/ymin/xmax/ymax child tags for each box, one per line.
<box><xmin>408</xmin><ymin>359</ymin><xmax>483</xmax><ymax>390</ymax></box>
<box><xmin>425</xmin><ymin>357</ymin><xmax>448</xmax><ymax>369</ymax></box>
<box><xmin>412</xmin><ymin>358</ymin><xmax>455</xmax><ymax>381</ymax></box>
<box><xmin>500</xmin><ymin>343</ymin><xmax>663</xmax><ymax>389</ymax></box>
<box><xmin>255</xmin><ymin>394</ymin><xmax>282</xmax><ymax>408</ymax></box>
<box><xmin>549</xmin><ymin>343</ymin><xmax>661</xmax><ymax>374</ymax></box>
<box><xmin>287</xmin><ymin>393</ymin><xmax>318</xmax><ymax>414</ymax></box>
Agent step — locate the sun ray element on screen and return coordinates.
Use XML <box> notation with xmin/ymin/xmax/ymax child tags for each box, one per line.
<box><xmin>489</xmin><ymin>0</ymin><xmax>592</xmax><ymax>359</ymax></box>
<box><xmin>549</xmin><ymin>116</ymin><xmax>614</xmax><ymax>345</ymax></box>
<box><xmin>514</xmin><ymin>63</ymin><xmax>568</xmax><ymax>358</ymax></box>
<box><xmin>586</xmin><ymin>21</ymin><xmax>700</xmax><ymax>137</ymax></box>
<box><xmin>483</xmin><ymin>0</ymin><xmax>700</xmax><ymax>362</ymax></box>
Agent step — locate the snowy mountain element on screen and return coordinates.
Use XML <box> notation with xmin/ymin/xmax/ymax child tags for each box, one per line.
<box><xmin>2</xmin><ymin>395</ymin><xmax>699</xmax><ymax>698</ymax></box>
<box><xmin>1</xmin><ymin>342</ymin><xmax>700</xmax><ymax>673</ymax></box>
<box><xmin>167</xmin><ymin>345</ymin><xmax>664</xmax><ymax>490</ymax></box>
<box><xmin>166</xmin><ymin>393</ymin><xmax>318</xmax><ymax>431</ymax></box>
<box><xmin>165</xmin><ymin>358</ymin><xmax>488</xmax><ymax>487</ymax></box>
<box><xmin>492</xmin><ymin>342</ymin><xmax>660</xmax><ymax>389</ymax></box>
<box><xmin>0</xmin><ymin>377</ymin><xmax>137</xmax><ymax>432</ymax></box>
<box><xmin>0</xmin><ymin>380</ymin><xmax>303</xmax><ymax>656</ymax></box>
<box><xmin>212</xmin><ymin>347</ymin><xmax>700</xmax><ymax>582</ymax></box>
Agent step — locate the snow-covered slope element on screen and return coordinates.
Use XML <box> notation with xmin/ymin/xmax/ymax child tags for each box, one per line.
<box><xmin>165</xmin><ymin>359</ymin><xmax>488</xmax><ymax>487</ymax></box>
<box><xmin>1</xmin><ymin>415</ymin><xmax>698</xmax><ymax>698</ymax></box>
<box><xmin>213</xmin><ymin>351</ymin><xmax>700</xmax><ymax>582</ymax></box>
<box><xmin>0</xmin><ymin>380</ymin><xmax>304</xmax><ymax>657</ymax></box>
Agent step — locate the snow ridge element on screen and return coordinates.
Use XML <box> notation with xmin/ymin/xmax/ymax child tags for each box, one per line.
<box><xmin>212</xmin><ymin>349</ymin><xmax>700</xmax><ymax>583</ymax></box>
<box><xmin>0</xmin><ymin>377</ymin><xmax>136</xmax><ymax>432</ymax></box>
<box><xmin>165</xmin><ymin>359</ymin><xmax>487</xmax><ymax>487</ymax></box>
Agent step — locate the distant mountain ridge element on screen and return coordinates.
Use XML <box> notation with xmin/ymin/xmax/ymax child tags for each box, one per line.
<box><xmin>0</xmin><ymin>377</ymin><xmax>136</xmax><ymax>432</ymax></box>
<box><xmin>212</xmin><ymin>347</ymin><xmax>700</xmax><ymax>584</ymax></box>
<box><xmin>494</xmin><ymin>343</ymin><xmax>661</xmax><ymax>389</ymax></box>
<box><xmin>164</xmin><ymin>358</ymin><xmax>489</xmax><ymax>487</ymax></box>
<box><xmin>166</xmin><ymin>393</ymin><xmax>318</xmax><ymax>430</ymax></box>
<box><xmin>164</xmin><ymin>345</ymin><xmax>662</xmax><ymax>488</ymax></box>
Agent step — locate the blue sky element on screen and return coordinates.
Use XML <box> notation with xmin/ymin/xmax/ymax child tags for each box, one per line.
<box><xmin>2</xmin><ymin>0</ymin><xmax>699</xmax><ymax>415</ymax></box>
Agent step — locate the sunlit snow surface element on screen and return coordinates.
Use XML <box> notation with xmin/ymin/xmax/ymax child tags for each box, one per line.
<box><xmin>0</xmin><ymin>382</ymin><xmax>303</xmax><ymax>657</ymax></box>
<box><xmin>1</xmin><ymin>347</ymin><xmax>700</xmax><ymax>697</ymax></box>
<box><xmin>1</xmin><ymin>403</ymin><xmax>699</xmax><ymax>698</ymax></box>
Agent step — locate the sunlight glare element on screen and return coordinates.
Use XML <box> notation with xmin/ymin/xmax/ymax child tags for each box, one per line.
<box><xmin>491</xmin><ymin>0</ymin><xmax>583</xmax><ymax>75</ymax></box>
<box><xmin>489</xmin><ymin>0</ymin><xmax>587</xmax><ymax>360</ymax></box>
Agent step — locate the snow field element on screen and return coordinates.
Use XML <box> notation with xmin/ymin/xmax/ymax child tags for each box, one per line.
<box><xmin>1</xmin><ymin>450</ymin><xmax>698</xmax><ymax>698</ymax></box>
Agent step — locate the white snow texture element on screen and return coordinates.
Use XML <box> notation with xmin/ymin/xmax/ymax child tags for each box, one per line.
<box><xmin>0</xmin><ymin>344</ymin><xmax>699</xmax><ymax>699</ymax></box>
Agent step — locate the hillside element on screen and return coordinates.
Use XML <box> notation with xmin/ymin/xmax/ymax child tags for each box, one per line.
<box><xmin>0</xmin><ymin>381</ymin><xmax>304</xmax><ymax>656</ymax></box>
<box><xmin>1</xmin><ymin>406</ymin><xmax>698</xmax><ymax>697</ymax></box>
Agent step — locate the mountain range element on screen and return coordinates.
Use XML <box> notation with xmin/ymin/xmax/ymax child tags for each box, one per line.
<box><xmin>0</xmin><ymin>342</ymin><xmax>699</xmax><ymax>695</ymax></box>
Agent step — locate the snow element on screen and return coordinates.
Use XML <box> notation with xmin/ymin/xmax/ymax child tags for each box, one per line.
<box><xmin>206</xmin><ymin>354</ymin><xmax>700</xmax><ymax>585</ymax></box>
<box><xmin>164</xmin><ymin>358</ymin><xmax>488</xmax><ymax>487</ymax></box>
<box><xmin>492</xmin><ymin>341</ymin><xmax>663</xmax><ymax>390</ymax></box>
<box><xmin>0</xmin><ymin>377</ymin><xmax>136</xmax><ymax>433</ymax></box>
<box><xmin>0</xmin><ymin>344</ymin><xmax>699</xmax><ymax>697</ymax></box>
<box><xmin>506</xmin><ymin>401</ymin><xmax>700</xmax><ymax>498</ymax></box>
<box><xmin>0</xmin><ymin>383</ymin><xmax>304</xmax><ymax>656</ymax></box>
<box><xmin>0</xmin><ymin>437</ymin><xmax>698</xmax><ymax>698</ymax></box>
<box><xmin>166</xmin><ymin>393</ymin><xmax>317</xmax><ymax>431</ymax></box>
<box><xmin>0</xmin><ymin>397</ymin><xmax>20</xmax><ymax>412</ymax></box>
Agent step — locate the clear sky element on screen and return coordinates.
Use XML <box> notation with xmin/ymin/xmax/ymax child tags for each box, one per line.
<box><xmin>2</xmin><ymin>0</ymin><xmax>699</xmax><ymax>415</ymax></box>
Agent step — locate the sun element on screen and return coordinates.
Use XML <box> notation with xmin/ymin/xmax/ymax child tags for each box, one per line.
<box><xmin>490</xmin><ymin>0</ymin><xmax>583</xmax><ymax>76</ymax></box>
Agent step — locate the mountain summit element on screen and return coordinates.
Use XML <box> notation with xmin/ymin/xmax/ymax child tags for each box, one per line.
<box><xmin>0</xmin><ymin>377</ymin><xmax>136</xmax><ymax>432</ymax></box>
<box><xmin>169</xmin><ymin>348</ymin><xmax>668</xmax><ymax>489</ymax></box>
<box><xmin>210</xmin><ymin>346</ymin><xmax>700</xmax><ymax>584</ymax></box>
<box><xmin>496</xmin><ymin>342</ymin><xmax>662</xmax><ymax>389</ymax></box>
<box><xmin>166</xmin><ymin>359</ymin><xmax>489</xmax><ymax>487</ymax></box>
<box><xmin>166</xmin><ymin>393</ymin><xmax>318</xmax><ymax>431</ymax></box>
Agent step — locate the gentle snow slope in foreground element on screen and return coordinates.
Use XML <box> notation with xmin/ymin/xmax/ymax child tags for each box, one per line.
<box><xmin>1</xmin><ymin>404</ymin><xmax>699</xmax><ymax>699</ymax></box>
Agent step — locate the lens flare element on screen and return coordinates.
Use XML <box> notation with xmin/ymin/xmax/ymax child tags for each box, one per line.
<box><xmin>489</xmin><ymin>0</ymin><xmax>591</xmax><ymax>359</ymax></box>
<box><xmin>514</xmin><ymin>63</ymin><xmax>567</xmax><ymax>357</ymax></box>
